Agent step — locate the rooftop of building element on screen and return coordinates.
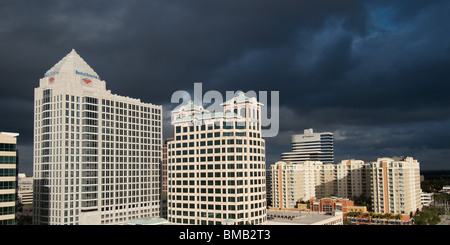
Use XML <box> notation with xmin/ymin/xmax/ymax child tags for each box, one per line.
<box><xmin>297</xmin><ymin>128</ymin><xmax>333</xmax><ymax>135</ymax></box>
<box><xmin>0</xmin><ymin>132</ymin><xmax>19</xmax><ymax>137</ymax></box>
<box><xmin>45</xmin><ymin>49</ymin><xmax>99</xmax><ymax>79</ymax></box>
<box><xmin>125</xmin><ymin>217</ymin><xmax>169</xmax><ymax>225</ymax></box>
<box><xmin>172</xmin><ymin>111</ymin><xmax>242</xmax><ymax>124</ymax></box>
<box><xmin>221</xmin><ymin>91</ymin><xmax>263</xmax><ymax>106</ymax></box>
<box><xmin>266</xmin><ymin>210</ymin><xmax>342</xmax><ymax>225</ymax></box>
<box><xmin>172</xmin><ymin>100</ymin><xmax>205</xmax><ymax>113</ymax></box>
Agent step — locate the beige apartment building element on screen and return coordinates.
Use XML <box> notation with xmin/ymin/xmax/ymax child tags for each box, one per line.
<box><xmin>370</xmin><ymin>157</ymin><xmax>422</xmax><ymax>215</ymax></box>
<box><xmin>271</xmin><ymin>161</ymin><xmax>322</xmax><ymax>209</ymax></box>
<box><xmin>167</xmin><ymin>92</ymin><xmax>267</xmax><ymax>225</ymax></box>
<box><xmin>271</xmin><ymin>157</ymin><xmax>422</xmax><ymax>215</ymax></box>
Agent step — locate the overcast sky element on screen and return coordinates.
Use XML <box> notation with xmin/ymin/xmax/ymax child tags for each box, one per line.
<box><xmin>1</xmin><ymin>0</ymin><xmax>449</xmax><ymax>175</ymax></box>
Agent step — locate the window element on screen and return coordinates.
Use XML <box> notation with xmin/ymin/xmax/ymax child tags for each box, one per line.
<box><xmin>0</xmin><ymin>144</ymin><xmax>16</xmax><ymax>152</ymax></box>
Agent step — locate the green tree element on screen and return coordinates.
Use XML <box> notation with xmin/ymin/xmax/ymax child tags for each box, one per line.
<box><xmin>414</xmin><ymin>206</ymin><xmax>445</xmax><ymax>225</ymax></box>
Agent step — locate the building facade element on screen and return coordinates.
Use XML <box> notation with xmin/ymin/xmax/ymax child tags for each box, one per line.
<box><xmin>334</xmin><ymin>159</ymin><xmax>370</xmax><ymax>199</ymax></box>
<box><xmin>167</xmin><ymin>92</ymin><xmax>267</xmax><ymax>225</ymax></box>
<box><xmin>309</xmin><ymin>197</ymin><xmax>356</xmax><ymax>213</ymax></box>
<box><xmin>33</xmin><ymin>49</ymin><xmax>162</xmax><ymax>225</ymax></box>
<box><xmin>281</xmin><ymin>128</ymin><xmax>333</xmax><ymax>164</ymax></box>
<box><xmin>370</xmin><ymin>157</ymin><xmax>422</xmax><ymax>215</ymax></box>
<box><xmin>0</xmin><ymin>132</ymin><xmax>19</xmax><ymax>225</ymax></box>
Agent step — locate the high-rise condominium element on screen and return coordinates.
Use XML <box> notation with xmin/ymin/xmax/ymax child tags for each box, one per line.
<box><xmin>281</xmin><ymin>128</ymin><xmax>334</xmax><ymax>164</ymax></box>
<box><xmin>167</xmin><ymin>92</ymin><xmax>267</xmax><ymax>225</ymax></box>
<box><xmin>271</xmin><ymin>159</ymin><xmax>370</xmax><ymax>209</ymax></box>
<box><xmin>0</xmin><ymin>132</ymin><xmax>19</xmax><ymax>225</ymax></box>
<box><xmin>271</xmin><ymin>161</ymin><xmax>322</xmax><ymax>209</ymax></box>
<box><xmin>33</xmin><ymin>49</ymin><xmax>162</xmax><ymax>225</ymax></box>
<box><xmin>370</xmin><ymin>157</ymin><xmax>422</xmax><ymax>215</ymax></box>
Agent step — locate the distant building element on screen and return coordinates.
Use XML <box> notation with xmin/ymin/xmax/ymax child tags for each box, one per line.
<box><xmin>266</xmin><ymin>166</ymin><xmax>272</xmax><ymax>207</ymax></box>
<box><xmin>281</xmin><ymin>128</ymin><xmax>333</xmax><ymax>164</ymax></box>
<box><xmin>0</xmin><ymin>132</ymin><xmax>19</xmax><ymax>225</ymax></box>
<box><xmin>18</xmin><ymin>173</ymin><xmax>33</xmax><ymax>205</ymax></box>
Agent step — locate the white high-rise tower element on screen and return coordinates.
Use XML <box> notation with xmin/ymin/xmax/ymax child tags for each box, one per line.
<box><xmin>33</xmin><ymin>49</ymin><xmax>162</xmax><ymax>225</ymax></box>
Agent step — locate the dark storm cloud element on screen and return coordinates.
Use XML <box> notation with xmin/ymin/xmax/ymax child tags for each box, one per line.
<box><xmin>0</xmin><ymin>0</ymin><xmax>449</xmax><ymax>174</ymax></box>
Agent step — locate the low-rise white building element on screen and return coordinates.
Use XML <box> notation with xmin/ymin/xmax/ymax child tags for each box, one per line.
<box><xmin>421</xmin><ymin>192</ymin><xmax>433</xmax><ymax>207</ymax></box>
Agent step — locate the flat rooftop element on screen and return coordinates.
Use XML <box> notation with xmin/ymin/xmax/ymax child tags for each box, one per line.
<box><xmin>266</xmin><ymin>210</ymin><xmax>341</xmax><ymax>225</ymax></box>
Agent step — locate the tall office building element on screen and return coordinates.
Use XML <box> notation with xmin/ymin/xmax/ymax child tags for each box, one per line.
<box><xmin>281</xmin><ymin>128</ymin><xmax>334</xmax><ymax>164</ymax></box>
<box><xmin>33</xmin><ymin>49</ymin><xmax>162</xmax><ymax>225</ymax></box>
<box><xmin>370</xmin><ymin>157</ymin><xmax>422</xmax><ymax>215</ymax></box>
<box><xmin>0</xmin><ymin>132</ymin><xmax>19</xmax><ymax>225</ymax></box>
<box><xmin>167</xmin><ymin>92</ymin><xmax>267</xmax><ymax>225</ymax></box>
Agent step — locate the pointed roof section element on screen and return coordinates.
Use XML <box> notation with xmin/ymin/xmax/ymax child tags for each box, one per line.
<box><xmin>221</xmin><ymin>91</ymin><xmax>263</xmax><ymax>106</ymax></box>
<box><xmin>172</xmin><ymin>100</ymin><xmax>205</xmax><ymax>113</ymax></box>
<box><xmin>45</xmin><ymin>49</ymin><xmax>99</xmax><ymax>79</ymax></box>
